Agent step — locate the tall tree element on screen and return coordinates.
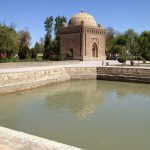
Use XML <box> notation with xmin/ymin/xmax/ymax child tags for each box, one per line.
<box><xmin>54</xmin><ymin>16</ymin><xmax>67</xmax><ymax>57</ymax></box>
<box><xmin>18</xmin><ymin>30</ymin><xmax>31</xmax><ymax>49</ymax></box>
<box><xmin>139</xmin><ymin>31</ymin><xmax>150</xmax><ymax>58</ymax></box>
<box><xmin>0</xmin><ymin>24</ymin><xmax>19</xmax><ymax>59</ymax></box>
<box><xmin>109</xmin><ymin>35</ymin><xmax>127</xmax><ymax>55</ymax></box>
<box><xmin>18</xmin><ymin>30</ymin><xmax>31</xmax><ymax>59</ymax></box>
<box><xmin>54</xmin><ymin>16</ymin><xmax>67</xmax><ymax>36</ymax></box>
<box><xmin>124</xmin><ymin>29</ymin><xmax>139</xmax><ymax>56</ymax></box>
<box><xmin>44</xmin><ymin>16</ymin><xmax>53</xmax><ymax>37</ymax></box>
<box><xmin>34</xmin><ymin>41</ymin><xmax>44</xmax><ymax>54</ymax></box>
<box><xmin>105</xmin><ymin>27</ymin><xmax>120</xmax><ymax>53</ymax></box>
<box><xmin>106</xmin><ymin>27</ymin><xmax>116</xmax><ymax>43</ymax></box>
<box><xmin>43</xmin><ymin>16</ymin><xmax>54</xmax><ymax>59</ymax></box>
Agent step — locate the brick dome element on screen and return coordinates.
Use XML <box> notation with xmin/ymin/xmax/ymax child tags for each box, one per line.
<box><xmin>68</xmin><ymin>11</ymin><xmax>97</xmax><ymax>27</ymax></box>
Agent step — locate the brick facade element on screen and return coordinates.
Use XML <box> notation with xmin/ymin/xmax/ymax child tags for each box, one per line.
<box><xmin>58</xmin><ymin>11</ymin><xmax>106</xmax><ymax>61</ymax></box>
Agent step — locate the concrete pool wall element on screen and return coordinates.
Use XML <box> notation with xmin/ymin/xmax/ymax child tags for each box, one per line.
<box><xmin>0</xmin><ymin>66</ymin><xmax>150</xmax><ymax>95</ymax></box>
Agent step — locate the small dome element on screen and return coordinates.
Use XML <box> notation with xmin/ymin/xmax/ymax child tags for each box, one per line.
<box><xmin>68</xmin><ymin>11</ymin><xmax>97</xmax><ymax>27</ymax></box>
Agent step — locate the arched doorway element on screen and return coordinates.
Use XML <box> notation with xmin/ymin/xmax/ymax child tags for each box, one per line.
<box><xmin>66</xmin><ymin>48</ymin><xmax>73</xmax><ymax>59</ymax></box>
<box><xmin>92</xmin><ymin>42</ymin><xmax>98</xmax><ymax>57</ymax></box>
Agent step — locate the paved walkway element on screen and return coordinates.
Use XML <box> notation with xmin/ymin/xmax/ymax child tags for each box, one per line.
<box><xmin>0</xmin><ymin>127</ymin><xmax>82</xmax><ymax>150</ymax></box>
<box><xmin>0</xmin><ymin>60</ymin><xmax>150</xmax><ymax>73</ymax></box>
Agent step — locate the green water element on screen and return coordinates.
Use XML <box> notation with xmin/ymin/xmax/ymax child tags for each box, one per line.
<box><xmin>0</xmin><ymin>80</ymin><xmax>150</xmax><ymax>150</ymax></box>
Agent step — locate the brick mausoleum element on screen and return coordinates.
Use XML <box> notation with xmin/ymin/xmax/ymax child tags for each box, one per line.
<box><xmin>58</xmin><ymin>10</ymin><xmax>106</xmax><ymax>61</ymax></box>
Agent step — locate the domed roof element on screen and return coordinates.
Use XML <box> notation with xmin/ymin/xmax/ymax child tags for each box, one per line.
<box><xmin>68</xmin><ymin>11</ymin><xmax>97</xmax><ymax>27</ymax></box>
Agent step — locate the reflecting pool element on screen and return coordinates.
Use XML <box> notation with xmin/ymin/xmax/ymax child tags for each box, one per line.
<box><xmin>0</xmin><ymin>80</ymin><xmax>150</xmax><ymax>150</ymax></box>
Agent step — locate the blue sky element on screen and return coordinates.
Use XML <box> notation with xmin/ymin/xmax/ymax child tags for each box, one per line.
<box><xmin>0</xmin><ymin>0</ymin><xmax>150</xmax><ymax>47</ymax></box>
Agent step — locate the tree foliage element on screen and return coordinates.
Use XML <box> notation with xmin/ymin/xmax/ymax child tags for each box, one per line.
<box><xmin>0</xmin><ymin>24</ymin><xmax>19</xmax><ymax>58</ymax></box>
<box><xmin>34</xmin><ymin>41</ymin><xmax>44</xmax><ymax>54</ymax></box>
<box><xmin>18</xmin><ymin>46</ymin><xmax>30</xmax><ymax>60</ymax></box>
<box><xmin>43</xmin><ymin>16</ymin><xmax>67</xmax><ymax>60</ymax></box>
<box><xmin>124</xmin><ymin>29</ymin><xmax>139</xmax><ymax>56</ymax></box>
<box><xmin>54</xmin><ymin>16</ymin><xmax>67</xmax><ymax>36</ymax></box>
<box><xmin>139</xmin><ymin>31</ymin><xmax>150</xmax><ymax>59</ymax></box>
<box><xmin>18</xmin><ymin>30</ymin><xmax>31</xmax><ymax>59</ymax></box>
<box><xmin>44</xmin><ymin>16</ymin><xmax>54</xmax><ymax>37</ymax></box>
<box><xmin>54</xmin><ymin>16</ymin><xmax>67</xmax><ymax>57</ymax></box>
<box><xmin>18</xmin><ymin>30</ymin><xmax>31</xmax><ymax>49</ymax></box>
<box><xmin>43</xmin><ymin>16</ymin><xmax>54</xmax><ymax>59</ymax></box>
<box><xmin>145</xmin><ymin>53</ymin><xmax>150</xmax><ymax>61</ymax></box>
<box><xmin>118</xmin><ymin>55</ymin><xmax>127</xmax><ymax>64</ymax></box>
<box><xmin>106</xmin><ymin>27</ymin><xmax>150</xmax><ymax>61</ymax></box>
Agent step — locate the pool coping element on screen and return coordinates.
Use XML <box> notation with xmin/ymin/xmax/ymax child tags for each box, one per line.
<box><xmin>0</xmin><ymin>127</ymin><xmax>83</xmax><ymax>150</ymax></box>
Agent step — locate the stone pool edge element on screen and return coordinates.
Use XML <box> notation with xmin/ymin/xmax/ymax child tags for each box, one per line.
<box><xmin>0</xmin><ymin>126</ymin><xmax>83</xmax><ymax>150</ymax></box>
<box><xmin>1</xmin><ymin>66</ymin><xmax>150</xmax><ymax>95</ymax></box>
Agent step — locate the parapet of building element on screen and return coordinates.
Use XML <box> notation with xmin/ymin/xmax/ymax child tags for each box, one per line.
<box><xmin>58</xmin><ymin>10</ymin><xmax>106</xmax><ymax>61</ymax></box>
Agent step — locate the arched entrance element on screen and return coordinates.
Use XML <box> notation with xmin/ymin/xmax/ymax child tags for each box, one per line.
<box><xmin>92</xmin><ymin>42</ymin><xmax>98</xmax><ymax>57</ymax></box>
<box><xmin>66</xmin><ymin>48</ymin><xmax>73</xmax><ymax>59</ymax></box>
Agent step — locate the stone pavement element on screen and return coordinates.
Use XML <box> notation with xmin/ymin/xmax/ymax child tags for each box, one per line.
<box><xmin>0</xmin><ymin>144</ymin><xmax>16</xmax><ymax>150</ymax></box>
<box><xmin>0</xmin><ymin>127</ymin><xmax>82</xmax><ymax>150</ymax></box>
<box><xmin>0</xmin><ymin>60</ymin><xmax>150</xmax><ymax>74</ymax></box>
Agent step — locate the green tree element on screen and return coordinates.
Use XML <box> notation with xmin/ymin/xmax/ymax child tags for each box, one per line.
<box><xmin>105</xmin><ymin>27</ymin><xmax>120</xmax><ymax>53</ymax></box>
<box><xmin>145</xmin><ymin>53</ymin><xmax>150</xmax><ymax>61</ymax></box>
<box><xmin>18</xmin><ymin>30</ymin><xmax>31</xmax><ymax>49</ymax></box>
<box><xmin>34</xmin><ymin>41</ymin><xmax>44</xmax><ymax>54</ymax></box>
<box><xmin>44</xmin><ymin>16</ymin><xmax>53</xmax><ymax>37</ymax></box>
<box><xmin>115</xmin><ymin>35</ymin><xmax>127</xmax><ymax>47</ymax></box>
<box><xmin>18</xmin><ymin>30</ymin><xmax>31</xmax><ymax>59</ymax></box>
<box><xmin>0</xmin><ymin>24</ymin><xmax>19</xmax><ymax>59</ymax></box>
<box><xmin>124</xmin><ymin>29</ymin><xmax>139</xmax><ymax>56</ymax></box>
<box><xmin>139</xmin><ymin>31</ymin><xmax>150</xmax><ymax>59</ymax></box>
<box><xmin>108</xmin><ymin>35</ymin><xmax>126</xmax><ymax>56</ymax></box>
<box><xmin>109</xmin><ymin>45</ymin><xmax>122</xmax><ymax>54</ymax></box>
<box><xmin>54</xmin><ymin>16</ymin><xmax>67</xmax><ymax>36</ymax></box>
<box><xmin>115</xmin><ymin>35</ymin><xmax>127</xmax><ymax>55</ymax></box>
<box><xmin>54</xmin><ymin>35</ymin><xmax>61</xmax><ymax>56</ymax></box>
<box><xmin>54</xmin><ymin>16</ymin><xmax>66</xmax><ymax>58</ymax></box>
<box><xmin>30</xmin><ymin>48</ymin><xmax>37</xmax><ymax>59</ymax></box>
<box><xmin>43</xmin><ymin>16</ymin><xmax>54</xmax><ymax>59</ymax></box>
<box><xmin>18</xmin><ymin>46</ymin><xmax>31</xmax><ymax>60</ymax></box>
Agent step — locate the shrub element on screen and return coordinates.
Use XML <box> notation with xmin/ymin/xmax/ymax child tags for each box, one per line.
<box><xmin>118</xmin><ymin>55</ymin><xmax>127</xmax><ymax>64</ymax></box>
<box><xmin>66</xmin><ymin>50</ymin><xmax>72</xmax><ymax>58</ymax></box>
<box><xmin>12</xmin><ymin>56</ymin><xmax>19</xmax><ymax>62</ymax></box>
<box><xmin>56</xmin><ymin>55</ymin><xmax>64</xmax><ymax>61</ymax></box>
<box><xmin>0</xmin><ymin>58</ymin><xmax>8</xmax><ymax>63</ymax></box>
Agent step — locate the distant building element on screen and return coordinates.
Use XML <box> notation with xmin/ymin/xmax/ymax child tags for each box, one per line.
<box><xmin>58</xmin><ymin>10</ymin><xmax>106</xmax><ymax>61</ymax></box>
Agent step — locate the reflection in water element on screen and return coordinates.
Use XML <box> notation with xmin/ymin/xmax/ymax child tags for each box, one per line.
<box><xmin>0</xmin><ymin>80</ymin><xmax>150</xmax><ymax>150</ymax></box>
<box><xmin>97</xmin><ymin>80</ymin><xmax>150</xmax><ymax>98</ymax></box>
<box><xmin>45</xmin><ymin>80</ymin><xmax>104</xmax><ymax>119</ymax></box>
